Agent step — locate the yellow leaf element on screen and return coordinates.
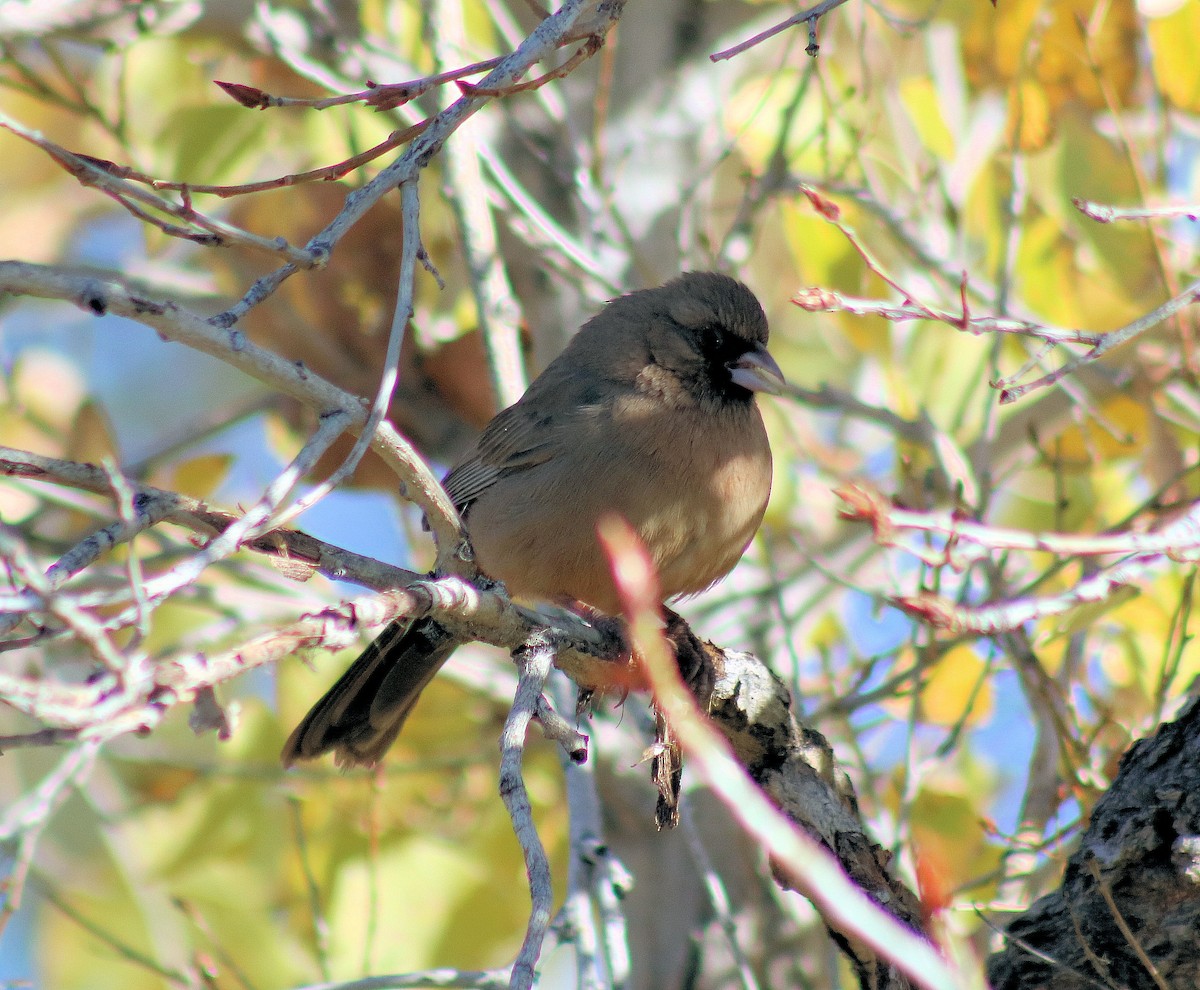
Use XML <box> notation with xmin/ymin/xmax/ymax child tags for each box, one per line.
<box><xmin>166</xmin><ymin>453</ymin><xmax>233</xmax><ymax>500</ymax></box>
<box><xmin>911</xmin><ymin>788</ymin><xmax>1003</xmax><ymax>894</ymax></box>
<box><xmin>65</xmin><ymin>400</ymin><xmax>118</xmax><ymax>464</ymax></box>
<box><xmin>1006</xmin><ymin>80</ymin><xmax>1054</xmax><ymax>151</ymax></box>
<box><xmin>899</xmin><ymin>77</ymin><xmax>956</xmax><ymax>159</ymax></box>
<box><xmin>963</xmin><ymin>0</ymin><xmax>1139</xmax><ymax>110</ymax></box>
<box><xmin>922</xmin><ymin>644</ymin><xmax>993</xmax><ymax>727</ymax></box>
<box><xmin>1099</xmin><ymin>579</ymin><xmax>1199</xmax><ymax>698</ymax></box>
<box><xmin>1052</xmin><ymin>391</ymin><xmax>1151</xmax><ymax>465</ymax></box>
<box><xmin>1040</xmin><ymin>0</ymin><xmax>1138</xmax><ymax>108</ymax></box>
<box><xmin>1147</xmin><ymin>0</ymin><xmax>1200</xmax><ymax>111</ymax></box>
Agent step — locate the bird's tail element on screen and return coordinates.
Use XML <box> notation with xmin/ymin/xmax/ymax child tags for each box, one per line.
<box><xmin>280</xmin><ymin>617</ymin><xmax>459</xmax><ymax>768</ymax></box>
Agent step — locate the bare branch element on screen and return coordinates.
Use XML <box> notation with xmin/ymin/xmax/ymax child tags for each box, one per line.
<box><xmin>839</xmin><ymin>483</ymin><xmax>1200</xmax><ymax>566</ymax></box>
<box><xmin>270</xmin><ymin>180</ymin><xmax>431</xmax><ymax>539</ymax></box>
<box><xmin>0</xmin><ymin>262</ymin><xmax>463</xmax><ymax>558</ymax></box>
<box><xmin>710</xmin><ymin>0</ymin><xmax>853</xmax><ymax>61</ymax></box>
<box><xmin>793</xmin><ymin>288</ymin><xmax>1105</xmax><ymax>346</ymax></box>
<box><xmin>216</xmin><ymin>0</ymin><xmax>622</xmax><ymax>325</ymax></box>
<box><xmin>0</xmin><ymin>445</ymin><xmax>414</xmax><ymax>596</ymax></box>
<box><xmin>501</xmin><ymin>632</ymin><xmax>558</xmax><ymax>990</ymax></box>
<box><xmin>70</xmin><ymin>120</ymin><xmax>432</xmax><ymax>199</ymax></box>
<box><xmin>213</xmin><ymin>57</ymin><xmax>504</xmax><ymax>112</ymax></box>
<box><xmin>0</xmin><ymin>112</ymin><xmax>319</xmax><ymax>262</ymax></box>
<box><xmin>0</xmin><ymin>740</ymin><xmax>101</xmax><ymax>940</ymax></box>
<box><xmin>435</xmin><ymin>0</ymin><xmax>528</xmax><ymax>409</ymax></box>
<box><xmin>1074</xmin><ymin>198</ymin><xmax>1200</xmax><ymax>223</ymax></box>
<box><xmin>996</xmin><ymin>278</ymin><xmax>1200</xmax><ymax>404</ymax></box>
<box><xmin>893</xmin><ymin>550</ymin><xmax>1168</xmax><ymax>634</ymax></box>
<box><xmin>555</xmin><ymin>669</ymin><xmax>631</xmax><ymax>988</ymax></box>
<box><xmin>598</xmin><ymin>517</ymin><xmax>964</xmax><ymax>990</ymax></box>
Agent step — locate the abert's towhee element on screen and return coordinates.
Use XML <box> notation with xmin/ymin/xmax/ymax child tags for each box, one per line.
<box><xmin>282</xmin><ymin>271</ymin><xmax>785</xmax><ymax>767</ymax></box>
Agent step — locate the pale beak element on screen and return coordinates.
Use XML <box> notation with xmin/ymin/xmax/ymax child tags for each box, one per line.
<box><xmin>729</xmin><ymin>343</ymin><xmax>786</xmax><ymax>395</ymax></box>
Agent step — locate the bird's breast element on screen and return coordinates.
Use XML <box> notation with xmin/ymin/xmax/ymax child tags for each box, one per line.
<box><xmin>464</xmin><ymin>401</ymin><xmax>771</xmax><ymax>613</ymax></box>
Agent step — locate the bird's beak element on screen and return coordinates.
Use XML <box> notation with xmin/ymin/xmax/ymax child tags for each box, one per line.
<box><xmin>729</xmin><ymin>343</ymin><xmax>786</xmax><ymax>396</ymax></box>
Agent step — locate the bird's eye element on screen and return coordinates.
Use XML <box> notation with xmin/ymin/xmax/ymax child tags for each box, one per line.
<box><xmin>698</xmin><ymin>323</ymin><xmax>728</xmax><ymax>352</ymax></box>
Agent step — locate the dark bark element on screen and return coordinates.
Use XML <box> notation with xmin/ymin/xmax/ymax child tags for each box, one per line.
<box><xmin>988</xmin><ymin>697</ymin><xmax>1200</xmax><ymax>990</ymax></box>
<box><xmin>669</xmin><ymin>622</ymin><xmax>928</xmax><ymax>990</ymax></box>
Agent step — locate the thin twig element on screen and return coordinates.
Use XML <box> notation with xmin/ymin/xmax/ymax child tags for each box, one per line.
<box><xmin>435</xmin><ymin>0</ymin><xmax>527</xmax><ymax>409</ymax></box>
<box><xmin>597</xmin><ymin>517</ymin><xmax>964</xmax><ymax>990</ymax></box>
<box><xmin>793</xmin><ymin>288</ymin><xmax>1105</xmax><ymax>346</ymax></box>
<box><xmin>1074</xmin><ymin>199</ymin><xmax>1200</xmax><ymax>224</ymax></box>
<box><xmin>0</xmin><ymin>263</ymin><xmax>462</xmax><ymax>555</ymax></box>
<box><xmin>0</xmin><ymin>524</ymin><xmax>128</xmax><ymax>671</ymax></box>
<box><xmin>680</xmin><ymin>799</ymin><xmax>762</xmax><ymax>990</ymax></box>
<box><xmin>893</xmin><ymin>551</ymin><xmax>1170</xmax><ymax>634</ymax></box>
<box><xmin>73</xmin><ymin>120</ymin><xmax>431</xmax><ymax>199</ymax></box>
<box><xmin>0</xmin><ymin>739</ymin><xmax>101</xmax><ymax>840</ymax></box>
<box><xmin>102</xmin><ymin>458</ymin><xmax>150</xmax><ymax>647</ymax></box>
<box><xmin>291</xmin><ymin>969</ymin><xmax>510</xmax><ymax>989</ymax></box>
<box><xmin>0</xmin><ymin>742</ymin><xmax>100</xmax><ymax>940</ymax></box>
<box><xmin>996</xmin><ymin>278</ymin><xmax>1200</xmax><ymax>403</ymax></box>
<box><xmin>458</xmin><ymin>37</ymin><xmax>603</xmax><ymax>98</ymax></box>
<box><xmin>216</xmin><ymin>0</ymin><xmax>620</xmax><ymax>325</ymax></box>
<box><xmin>0</xmin><ymin>444</ymin><xmax>415</xmax><ymax>596</ymax></box>
<box><xmin>0</xmin><ymin>112</ymin><xmax>318</xmax><ymax>262</ymax></box>
<box><xmin>288</xmin><ymin>799</ymin><xmax>333</xmax><ymax>983</ymax></box>
<box><xmin>710</xmin><ymin>0</ymin><xmax>853</xmax><ymax>61</ymax></box>
<box><xmin>500</xmin><ymin>632</ymin><xmax>558</xmax><ymax>990</ymax></box>
<box><xmin>553</xmin><ymin>678</ymin><xmax>629</xmax><ymax>989</ymax></box>
<box><xmin>269</xmin><ymin>180</ymin><xmax>429</xmax><ymax>535</ymax></box>
<box><xmin>839</xmin><ymin>483</ymin><xmax>1200</xmax><ymax>565</ymax></box>
<box><xmin>1086</xmin><ymin>858</ymin><xmax>1171</xmax><ymax>990</ymax></box>
<box><xmin>213</xmin><ymin>58</ymin><xmax>504</xmax><ymax>112</ymax></box>
<box><xmin>39</xmin><ymin>883</ymin><xmax>199</xmax><ymax>988</ymax></box>
<box><xmin>126</xmin><ymin>408</ymin><xmax>353</xmax><ymax>610</ymax></box>
<box><xmin>477</xmin><ymin>144</ymin><xmax>618</xmax><ymax>292</ymax></box>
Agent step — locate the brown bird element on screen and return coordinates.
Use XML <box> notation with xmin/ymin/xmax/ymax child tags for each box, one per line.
<box><xmin>282</xmin><ymin>272</ymin><xmax>784</xmax><ymax>768</ymax></box>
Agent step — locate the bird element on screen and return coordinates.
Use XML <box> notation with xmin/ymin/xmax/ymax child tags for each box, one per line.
<box><xmin>281</xmin><ymin>271</ymin><xmax>785</xmax><ymax>768</ymax></box>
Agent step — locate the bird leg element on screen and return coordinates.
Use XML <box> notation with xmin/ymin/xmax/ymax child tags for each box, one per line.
<box><xmin>555</xmin><ymin>600</ymin><xmax>723</xmax><ymax>829</ymax></box>
<box><xmin>662</xmin><ymin>607</ymin><xmax>719</xmax><ymax>705</ymax></box>
<box><xmin>646</xmin><ymin>609</ymin><xmax>722</xmax><ymax>828</ymax></box>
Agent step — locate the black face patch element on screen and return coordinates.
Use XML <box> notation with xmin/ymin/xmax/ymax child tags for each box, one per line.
<box><xmin>689</xmin><ymin>321</ymin><xmax>759</xmax><ymax>402</ymax></box>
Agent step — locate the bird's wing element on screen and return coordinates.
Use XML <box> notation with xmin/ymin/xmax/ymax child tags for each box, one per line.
<box><xmin>443</xmin><ymin>400</ymin><xmax>568</xmax><ymax>513</ymax></box>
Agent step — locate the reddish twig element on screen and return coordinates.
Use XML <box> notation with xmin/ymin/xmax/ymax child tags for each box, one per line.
<box><xmin>458</xmin><ymin>36</ymin><xmax>603</xmax><ymax>97</ymax></box>
<box><xmin>838</xmin><ymin>483</ymin><xmax>1200</xmax><ymax>566</ymax></box>
<box><xmin>994</xmin><ymin>278</ymin><xmax>1200</xmax><ymax>404</ymax></box>
<box><xmin>0</xmin><ymin>114</ymin><xmax>317</xmax><ymax>262</ymax></box>
<box><xmin>214</xmin><ymin>57</ymin><xmax>505</xmax><ymax>111</ymax></box>
<box><xmin>710</xmin><ymin>0</ymin><xmax>853</xmax><ymax>61</ymax></box>
<box><xmin>796</xmin><ymin>184</ymin><xmax>948</xmax><ymax>321</ymax></box>
<box><xmin>73</xmin><ymin>119</ymin><xmax>429</xmax><ymax>199</ymax></box>
<box><xmin>793</xmin><ymin>288</ymin><xmax>1104</xmax><ymax>346</ymax></box>
<box><xmin>841</xmin><ymin>481</ymin><xmax>1200</xmax><ymax>636</ymax></box>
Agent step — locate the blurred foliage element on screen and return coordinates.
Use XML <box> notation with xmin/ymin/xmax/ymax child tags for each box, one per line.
<box><xmin>1</xmin><ymin>0</ymin><xmax>1198</xmax><ymax>987</ymax></box>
